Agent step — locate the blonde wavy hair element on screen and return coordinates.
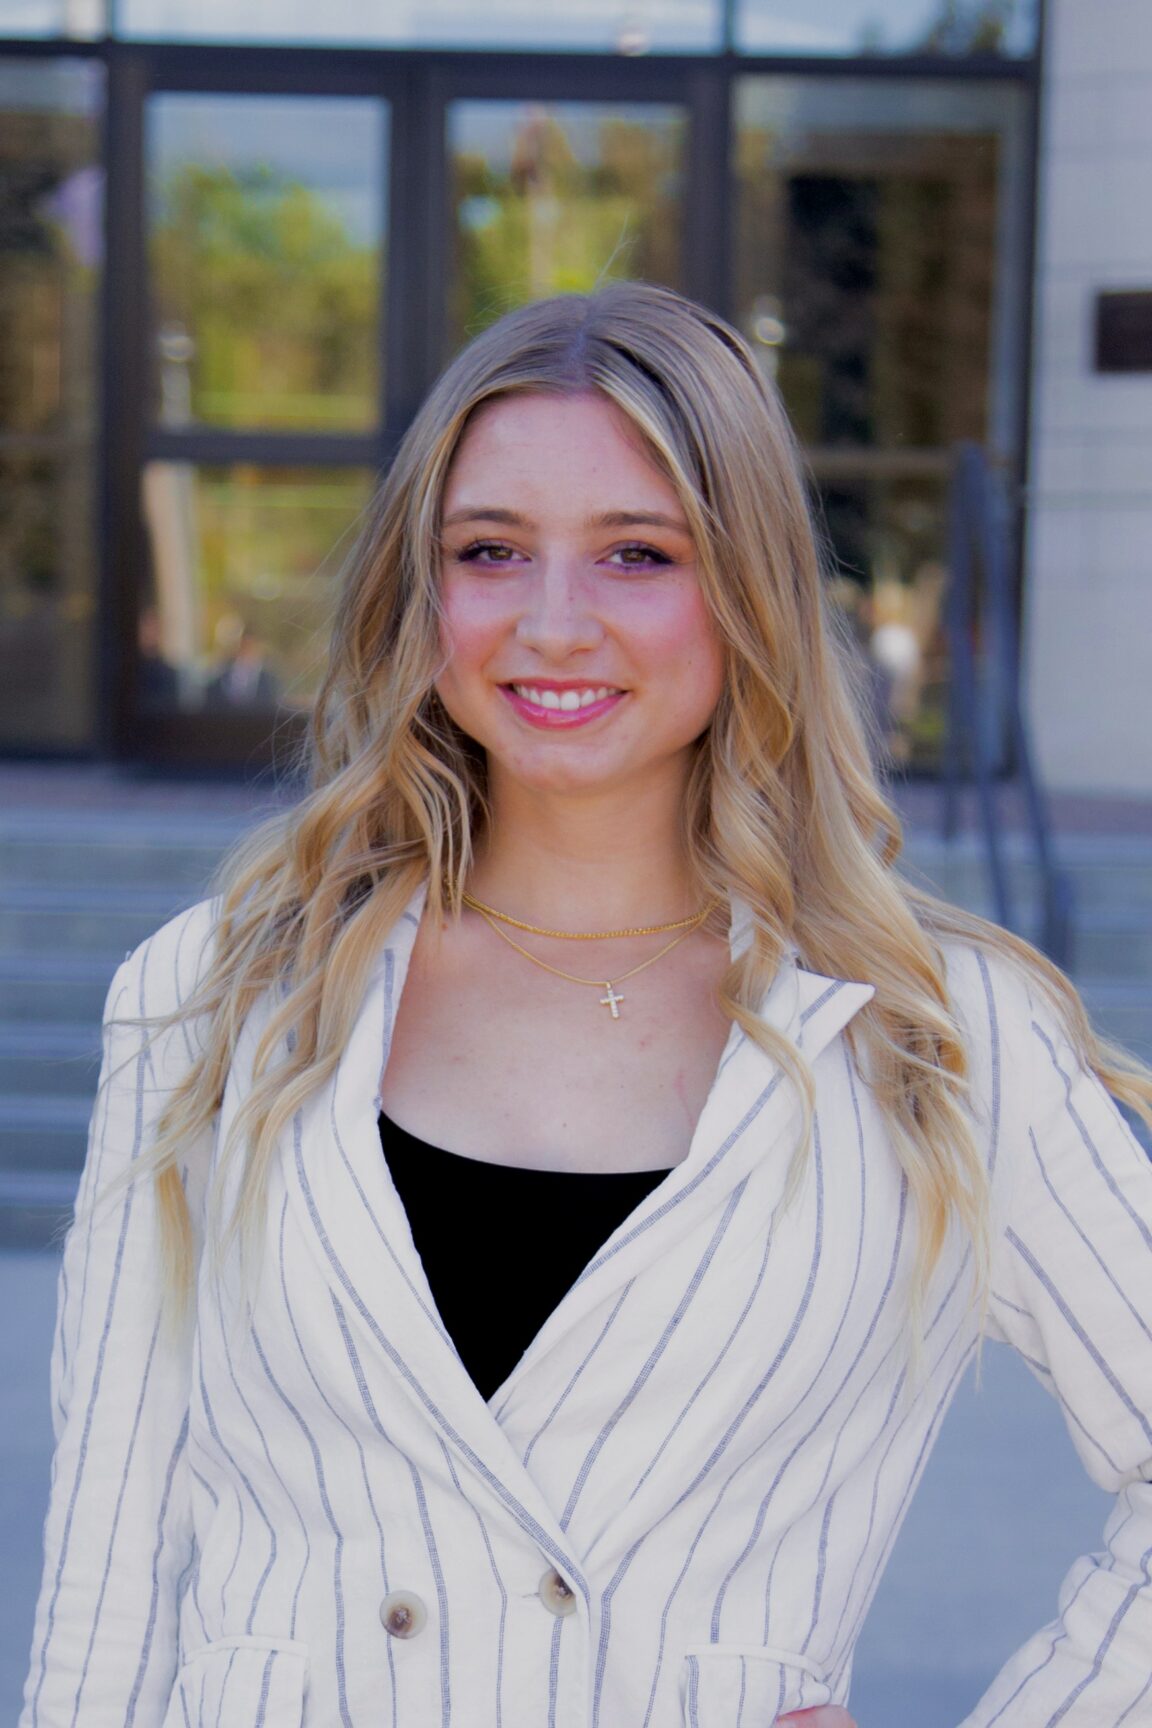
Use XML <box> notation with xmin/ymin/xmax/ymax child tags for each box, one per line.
<box><xmin>112</xmin><ymin>281</ymin><xmax>1151</xmax><ymax>1333</ymax></box>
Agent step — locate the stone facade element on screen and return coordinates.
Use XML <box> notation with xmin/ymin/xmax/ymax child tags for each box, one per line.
<box><xmin>1025</xmin><ymin>0</ymin><xmax>1152</xmax><ymax>793</ymax></box>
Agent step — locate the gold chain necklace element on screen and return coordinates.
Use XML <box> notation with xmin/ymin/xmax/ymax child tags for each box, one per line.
<box><xmin>460</xmin><ymin>891</ymin><xmax>712</xmax><ymax>941</ymax></box>
<box><xmin>468</xmin><ymin>903</ymin><xmax>710</xmax><ymax>1019</ymax></box>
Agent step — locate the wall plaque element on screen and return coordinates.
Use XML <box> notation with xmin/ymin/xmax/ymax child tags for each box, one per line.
<box><xmin>1095</xmin><ymin>290</ymin><xmax>1152</xmax><ymax>372</ymax></box>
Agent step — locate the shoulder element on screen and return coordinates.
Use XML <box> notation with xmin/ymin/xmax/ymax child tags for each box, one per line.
<box><xmin>106</xmin><ymin>896</ymin><xmax>222</xmax><ymax>1027</ymax></box>
<box><xmin>933</xmin><ymin>936</ymin><xmax>1057</xmax><ymax>1155</ymax></box>
<box><xmin>934</xmin><ymin>934</ymin><xmax>1088</xmax><ymax>1143</ymax></box>
<box><xmin>936</xmin><ymin>935</ymin><xmax>1041</xmax><ymax>1059</ymax></box>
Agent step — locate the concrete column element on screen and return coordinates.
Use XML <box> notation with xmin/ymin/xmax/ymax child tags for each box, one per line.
<box><xmin>1024</xmin><ymin>0</ymin><xmax>1152</xmax><ymax>794</ymax></box>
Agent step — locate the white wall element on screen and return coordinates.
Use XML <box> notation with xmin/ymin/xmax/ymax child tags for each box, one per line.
<box><xmin>1024</xmin><ymin>0</ymin><xmax>1152</xmax><ymax>795</ymax></box>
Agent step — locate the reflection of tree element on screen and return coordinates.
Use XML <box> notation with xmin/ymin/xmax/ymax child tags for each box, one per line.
<box><xmin>915</xmin><ymin>0</ymin><xmax>1019</xmax><ymax>54</ymax></box>
<box><xmin>150</xmin><ymin>165</ymin><xmax>378</xmax><ymax>429</ymax></box>
<box><xmin>0</xmin><ymin>103</ymin><xmax>99</xmax><ymax>748</ymax></box>
<box><xmin>858</xmin><ymin>0</ymin><xmax>1023</xmax><ymax>53</ymax></box>
<box><xmin>452</xmin><ymin>111</ymin><xmax>682</xmax><ymax>344</ymax></box>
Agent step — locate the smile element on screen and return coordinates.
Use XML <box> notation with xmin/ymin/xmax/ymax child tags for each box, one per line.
<box><xmin>512</xmin><ymin>684</ymin><xmax>620</xmax><ymax>710</ymax></box>
<box><xmin>500</xmin><ymin>683</ymin><xmax>627</xmax><ymax>728</ymax></box>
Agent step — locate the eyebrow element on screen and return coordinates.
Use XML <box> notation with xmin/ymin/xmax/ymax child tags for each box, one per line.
<box><xmin>441</xmin><ymin>506</ymin><xmax>692</xmax><ymax>533</ymax></box>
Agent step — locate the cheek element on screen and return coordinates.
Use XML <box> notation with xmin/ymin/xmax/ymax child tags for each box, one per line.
<box><xmin>437</xmin><ymin>586</ymin><xmax>507</xmax><ymax>672</ymax></box>
<box><xmin>639</xmin><ymin>589</ymin><xmax>726</xmax><ymax>710</ymax></box>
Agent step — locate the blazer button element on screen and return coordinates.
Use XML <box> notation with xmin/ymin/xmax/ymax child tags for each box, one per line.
<box><xmin>538</xmin><ymin>1568</ymin><xmax>577</xmax><ymax>1617</ymax></box>
<box><xmin>380</xmin><ymin>1591</ymin><xmax>427</xmax><ymax>1639</ymax></box>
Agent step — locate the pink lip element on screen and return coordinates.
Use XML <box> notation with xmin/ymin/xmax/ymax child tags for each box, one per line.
<box><xmin>500</xmin><ymin>685</ymin><xmax>627</xmax><ymax>729</ymax></box>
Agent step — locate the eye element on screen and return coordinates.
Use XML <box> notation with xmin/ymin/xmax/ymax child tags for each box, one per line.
<box><xmin>604</xmin><ymin>542</ymin><xmax>675</xmax><ymax>569</ymax></box>
<box><xmin>452</xmin><ymin>539</ymin><xmax>526</xmax><ymax>567</ymax></box>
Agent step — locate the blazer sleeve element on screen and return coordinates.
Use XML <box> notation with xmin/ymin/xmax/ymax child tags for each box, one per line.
<box><xmin>959</xmin><ymin>983</ymin><xmax>1152</xmax><ymax>1727</ymax></box>
<box><xmin>20</xmin><ymin>912</ymin><xmax>214</xmax><ymax>1728</ymax></box>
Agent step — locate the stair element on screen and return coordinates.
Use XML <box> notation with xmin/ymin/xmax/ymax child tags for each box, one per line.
<box><xmin>0</xmin><ymin>807</ymin><xmax>247</xmax><ymax>1248</ymax></box>
<box><xmin>0</xmin><ymin>800</ymin><xmax>1148</xmax><ymax>1248</ymax></box>
<box><xmin>900</xmin><ymin>833</ymin><xmax>1152</xmax><ymax>1039</ymax></box>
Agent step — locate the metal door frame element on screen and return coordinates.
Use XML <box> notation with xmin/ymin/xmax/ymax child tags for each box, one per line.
<box><xmin>0</xmin><ymin>32</ymin><xmax>1039</xmax><ymax>771</ymax></box>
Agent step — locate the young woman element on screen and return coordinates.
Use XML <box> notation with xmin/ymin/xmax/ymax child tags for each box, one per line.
<box><xmin>22</xmin><ymin>283</ymin><xmax>1152</xmax><ymax>1728</ymax></box>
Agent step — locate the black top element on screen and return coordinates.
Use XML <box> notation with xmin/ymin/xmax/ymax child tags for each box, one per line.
<box><xmin>378</xmin><ymin>1111</ymin><xmax>672</xmax><ymax>1401</ymax></box>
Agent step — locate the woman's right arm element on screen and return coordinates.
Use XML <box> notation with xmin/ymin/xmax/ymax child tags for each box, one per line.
<box><xmin>20</xmin><ymin>911</ymin><xmax>214</xmax><ymax>1728</ymax></box>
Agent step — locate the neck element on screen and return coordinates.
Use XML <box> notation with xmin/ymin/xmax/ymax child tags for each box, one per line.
<box><xmin>465</xmin><ymin>770</ymin><xmax>702</xmax><ymax>932</ymax></box>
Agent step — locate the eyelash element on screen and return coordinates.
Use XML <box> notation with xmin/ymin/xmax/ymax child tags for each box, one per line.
<box><xmin>454</xmin><ymin>539</ymin><xmax>674</xmax><ymax>569</ymax></box>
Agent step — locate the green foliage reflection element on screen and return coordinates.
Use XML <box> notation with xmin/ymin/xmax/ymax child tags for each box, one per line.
<box><xmin>150</xmin><ymin>163</ymin><xmax>380</xmax><ymax>430</ymax></box>
<box><xmin>451</xmin><ymin>109</ymin><xmax>683</xmax><ymax>346</ymax></box>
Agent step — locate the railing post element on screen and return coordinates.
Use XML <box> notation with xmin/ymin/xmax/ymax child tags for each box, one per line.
<box><xmin>940</xmin><ymin>442</ymin><xmax>1073</xmax><ymax>967</ymax></box>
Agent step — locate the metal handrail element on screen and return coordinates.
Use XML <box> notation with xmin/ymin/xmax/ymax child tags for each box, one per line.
<box><xmin>940</xmin><ymin>442</ymin><xmax>1075</xmax><ymax>968</ymax></box>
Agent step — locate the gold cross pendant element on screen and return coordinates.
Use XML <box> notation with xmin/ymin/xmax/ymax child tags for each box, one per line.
<box><xmin>599</xmin><ymin>982</ymin><xmax>625</xmax><ymax>1019</ymax></box>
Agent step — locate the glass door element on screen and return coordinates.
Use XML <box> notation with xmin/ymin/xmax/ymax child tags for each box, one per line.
<box><xmin>734</xmin><ymin>74</ymin><xmax>1030</xmax><ymax>770</ymax></box>
<box><xmin>124</xmin><ymin>78</ymin><xmax>395</xmax><ymax>764</ymax></box>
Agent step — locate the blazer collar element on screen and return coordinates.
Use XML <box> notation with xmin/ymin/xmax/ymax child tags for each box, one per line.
<box><xmin>282</xmin><ymin>880</ymin><xmax>874</xmax><ymax>1576</ymax></box>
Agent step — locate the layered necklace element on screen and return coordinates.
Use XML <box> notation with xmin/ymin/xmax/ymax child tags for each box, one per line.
<box><xmin>460</xmin><ymin>891</ymin><xmax>714</xmax><ymax>1020</ymax></box>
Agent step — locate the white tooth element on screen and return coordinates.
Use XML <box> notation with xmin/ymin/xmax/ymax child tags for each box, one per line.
<box><xmin>594</xmin><ymin>687</ymin><xmax>610</xmax><ymax>701</ymax></box>
<box><xmin>559</xmin><ymin>690</ymin><xmax>582</xmax><ymax>711</ymax></box>
<box><xmin>540</xmin><ymin>690</ymin><xmax>563</xmax><ymax>710</ymax></box>
<box><xmin>577</xmin><ymin>689</ymin><xmax>598</xmax><ymax>708</ymax></box>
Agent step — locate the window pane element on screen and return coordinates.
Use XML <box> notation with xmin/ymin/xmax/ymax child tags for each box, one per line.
<box><xmin>0</xmin><ymin>0</ymin><xmax>106</xmax><ymax>37</ymax></box>
<box><xmin>0</xmin><ymin>58</ymin><xmax>102</xmax><ymax>749</ymax></box>
<box><xmin>138</xmin><ymin>464</ymin><xmax>374</xmax><ymax>711</ymax></box>
<box><xmin>737</xmin><ymin>0</ymin><xmax>1037</xmax><ymax>57</ymax></box>
<box><xmin>449</xmin><ymin>101</ymin><xmax>686</xmax><ymax>352</ymax></box>
<box><xmin>735</xmin><ymin>75</ymin><xmax>1027</xmax><ymax>767</ymax></box>
<box><xmin>147</xmin><ymin>95</ymin><xmax>386</xmax><ymax>432</ymax></box>
<box><xmin>120</xmin><ymin>0</ymin><xmax>719</xmax><ymax>51</ymax></box>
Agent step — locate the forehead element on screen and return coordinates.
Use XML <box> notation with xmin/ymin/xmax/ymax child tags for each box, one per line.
<box><xmin>444</xmin><ymin>391</ymin><xmax>682</xmax><ymax>505</ymax></box>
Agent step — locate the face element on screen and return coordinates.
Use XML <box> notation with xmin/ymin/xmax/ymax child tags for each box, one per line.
<box><xmin>434</xmin><ymin>392</ymin><xmax>726</xmax><ymax>804</ymax></box>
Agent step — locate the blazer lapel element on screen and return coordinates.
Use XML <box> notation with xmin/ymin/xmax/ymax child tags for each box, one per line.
<box><xmin>282</xmin><ymin>882</ymin><xmax>587</xmax><ymax>1580</ymax></box>
<box><xmin>491</xmin><ymin>914</ymin><xmax>875</xmax><ymax>1405</ymax></box>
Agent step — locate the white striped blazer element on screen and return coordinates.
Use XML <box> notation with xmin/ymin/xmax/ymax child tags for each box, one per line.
<box><xmin>20</xmin><ymin>884</ymin><xmax>1152</xmax><ymax>1727</ymax></box>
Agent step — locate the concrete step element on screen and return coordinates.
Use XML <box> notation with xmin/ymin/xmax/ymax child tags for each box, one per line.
<box><xmin>900</xmin><ymin>835</ymin><xmax>1152</xmax><ymax>917</ymax></box>
<box><xmin>948</xmin><ymin>914</ymin><xmax>1152</xmax><ymax>986</ymax></box>
<box><xmin>0</xmin><ymin>955</ymin><xmax>117</xmax><ymax>1023</ymax></box>
<box><xmin>0</xmin><ymin>1097</ymin><xmax>92</xmax><ymax>1173</ymax></box>
<box><xmin>1070</xmin><ymin>917</ymin><xmax>1152</xmax><ymax>984</ymax></box>
<box><xmin>0</xmin><ymin>832</ymin><xmax>226</xmax><ymax>898</ymax></box>
<box><xmin>895</xmin><ymin>875</ymin><xmax>1152</xmax><ymax>983</ymax></box>
<box><xmin>1078</xmin><ymin>981</ymin><xmax>1152</xmax><ymax>1065</ymax></box>
<box><xmin>0</xmin><ymin>884</ymin><xmax>196</xmax><ymax>962</ymax></box>
<box><xmin>0</xmin><ymin>826</ymin><xmax>233</xmax><ymax>896</ymax></box>
<box><xmin>0</xmin><ymin>1165</ymin><xmax>76</xmax><ymax>1249</ymax></box>
<box><xmin>0</xmin><ymin>1026</ymin><xmax>100</xmax><ymax>1097</ymax></box>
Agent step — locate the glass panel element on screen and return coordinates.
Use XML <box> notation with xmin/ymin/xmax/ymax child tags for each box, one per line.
<box><xmin>147</xmin><ymin>95</ymin><xmax>386</xmax><ymax>432</ymax></box>
<box><xmin>0</xmin><ymin>58</ymin><xmax>102</xmax><ymax>749</ymax></box>
<box><xmin>449</xmin><ymin>101</ymin><xmax>686</xmax><ymax>351</ymax></box>
<box><xmin>120</xmin><ymin>0</ymin><xmax>719</xmax><ymax>51</ymax></box>
<box><xmin>735</xmin><ymin>76</ymin><xmax>1027</xmax><ymax>767</ymax></box>
<box><xmin>737</xmin><ymin>0</ymin><xmax>1038</xmax><ymax>57</ymax></box>
<box><xmin>0</xmin><ymin>0</ymin><xmax>106</xmax><ymax>37</ymax></box>
<box><xmin>138</xmin><ymin>464</ymin><xmax>374</xmax><ymax>712</ymax></box>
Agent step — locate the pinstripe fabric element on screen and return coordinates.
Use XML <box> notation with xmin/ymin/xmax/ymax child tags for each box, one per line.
<box><xmin>20</xmin><ymin>888</ymin><xmax>1152</xmax><ymax>1727</ymax></box>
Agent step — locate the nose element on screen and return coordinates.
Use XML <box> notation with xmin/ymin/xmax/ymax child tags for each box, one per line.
<box><xmin>514</xmin><ymin>558</ymin><xmax>603</xmax><ymax>660</ymax></box>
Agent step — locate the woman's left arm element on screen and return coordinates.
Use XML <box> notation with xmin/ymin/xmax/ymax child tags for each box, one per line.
<box><xmin>963</xmin><ymin>984</ymin><xmax>1152</xmax><ymax>1726</ymax></box>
